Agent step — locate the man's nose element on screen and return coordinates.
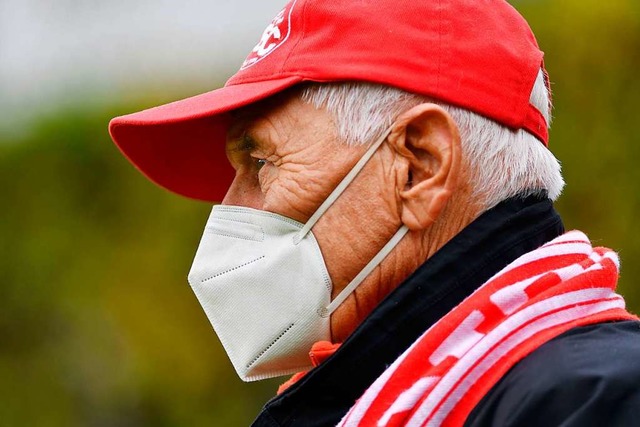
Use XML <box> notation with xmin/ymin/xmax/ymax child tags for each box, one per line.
<box><xmin>221</xmin><ymin>174</ymin><xmax>265</xmax><ymax>209</ymax></box>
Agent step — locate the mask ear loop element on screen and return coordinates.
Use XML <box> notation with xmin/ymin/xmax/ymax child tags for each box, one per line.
<box><xmin>321</xmin><ymin>224</ymin><xmax>409</xmax><ymax>317</ymax></box>
<box><xmin>292</xmin><ymin>127</ymin><xmax>393</xmax><ymax>245</ymax></box>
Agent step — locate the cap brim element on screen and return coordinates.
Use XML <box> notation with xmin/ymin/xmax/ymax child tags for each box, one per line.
<box><xmin>109</xmin><ymin>75</ymin><xmax>303</xmax><ymax>202</ymax></box>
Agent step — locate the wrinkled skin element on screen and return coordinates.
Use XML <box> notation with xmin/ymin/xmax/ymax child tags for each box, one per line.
<box><xmin>223</xmin><ymin>91</ymin><xmax>478</xmax><ymax>342</ymax></box>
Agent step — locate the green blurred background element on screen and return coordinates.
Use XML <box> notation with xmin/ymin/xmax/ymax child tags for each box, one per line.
<box><xmin>1</xmin><ymin>0</ymin><xmax>639</xmax><ymax>425</ymax></box>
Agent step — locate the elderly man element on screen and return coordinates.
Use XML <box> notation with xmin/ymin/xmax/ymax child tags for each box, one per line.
<box><xmin>109</xmin><ymin>0</ymin><xmax>640</xmax><ymax>425</ymax></box>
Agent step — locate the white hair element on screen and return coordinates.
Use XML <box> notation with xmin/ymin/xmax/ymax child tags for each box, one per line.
<box><xmin>300</xmin><ymin>70</ymin><xmax>564</xmax><ymax>210</ymax></box>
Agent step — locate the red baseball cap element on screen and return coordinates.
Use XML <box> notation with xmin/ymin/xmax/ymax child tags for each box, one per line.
<box><xmin>109</xmin><ymin>0</ymin><xmax>548</xmax><ymax>202</ymax></box>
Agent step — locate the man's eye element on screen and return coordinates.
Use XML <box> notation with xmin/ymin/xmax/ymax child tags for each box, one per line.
<box><xmin>255</xmin><ymin>158</ymin><xmax>267</xmax><ymax>170</ymax></box>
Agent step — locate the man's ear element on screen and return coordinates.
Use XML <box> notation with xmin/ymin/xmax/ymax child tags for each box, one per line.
<box><xmin>388</xmin><ymin>103</ymin><xmax>462</xmax><ymax>230</ymax></box>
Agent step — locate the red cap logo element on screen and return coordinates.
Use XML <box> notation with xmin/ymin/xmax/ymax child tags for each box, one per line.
<box><xmin>241</xmin><ymin>0</ymin><xmax>297</xmax><ymax>70</ymax></box>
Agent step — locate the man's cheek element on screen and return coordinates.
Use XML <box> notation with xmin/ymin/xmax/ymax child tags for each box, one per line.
<box><xmin>258</xmin><ymin>163</ymin><xmax>279</xmax><ymax>195</ymax></box>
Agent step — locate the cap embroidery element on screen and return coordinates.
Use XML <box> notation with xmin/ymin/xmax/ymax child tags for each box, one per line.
<box><xmin>240</xmin><ymin>0</ymin><xmax>298</xmax><ymax>70</ymax></box>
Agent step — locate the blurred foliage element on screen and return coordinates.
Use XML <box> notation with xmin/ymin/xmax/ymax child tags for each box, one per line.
<box><xmin>0</xmin><ymin>99</ymin><xmax>280</xmax><ymax>426</ymax></box>
<box><xmin>0</xmin><ymin>0</ymin><xmax>639</xmax><ymax>426</ymax></box>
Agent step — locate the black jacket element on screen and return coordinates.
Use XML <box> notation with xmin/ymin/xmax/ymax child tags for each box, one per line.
<box><xmin>252</xmin><ymin>196</ymin><xmax>640</xmax><ymax>426</ymax></box>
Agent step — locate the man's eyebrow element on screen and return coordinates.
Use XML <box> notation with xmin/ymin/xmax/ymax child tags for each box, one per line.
<box><xmin>228</xmin><ymin>131</ymin><xmax>261</xmax><ymax>153</ymax></box>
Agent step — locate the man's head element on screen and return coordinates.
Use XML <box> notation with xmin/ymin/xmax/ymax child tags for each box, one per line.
<box><xmin>220</xmin><ymin>72</ymin><xmax>563</xmax><ymax>341</ymax></box>
<box><xmin>109</xmin><ymin>0</ymin><xmax>565</xmax><ymax>378</ymax></box>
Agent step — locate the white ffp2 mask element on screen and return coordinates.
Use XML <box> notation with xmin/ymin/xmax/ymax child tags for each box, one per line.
<box><xmin>188</xmin><ymin>127</ymin><xmax>408</xmax><ymax>381</ymax></box>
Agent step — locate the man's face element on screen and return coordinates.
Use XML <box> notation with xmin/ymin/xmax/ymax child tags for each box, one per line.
<box><xmin>223</xmin><ymin>92</ymin><xmax>408</xmax><ymax>341</ymax></box>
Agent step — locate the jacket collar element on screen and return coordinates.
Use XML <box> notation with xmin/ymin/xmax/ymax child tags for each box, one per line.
<box><xmin>253</xmin><ymin>195</ymin><xmax>564</xmax><ymax>426</ymax></box>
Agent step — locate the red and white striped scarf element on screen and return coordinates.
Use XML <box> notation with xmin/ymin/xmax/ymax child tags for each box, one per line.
<box><xmin>338</xmin><ymin>230</ymin><xmax>637</xmax><ymax>427</ymax></box>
